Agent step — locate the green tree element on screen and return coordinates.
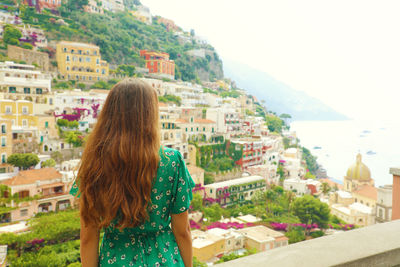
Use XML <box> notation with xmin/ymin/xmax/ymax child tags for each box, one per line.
<box><xmin>41</xmin><ymin>159</ymin><xmax>56</xmax><ymax>168</ymax></box>
<box><xmin>321</xmin><ymin>182</ymin><xmax>331</xmax><ymax>195</ymax></box>
<box><xmin>203</xmin><ymin>204</ymin><xmax>223</xmax><ymax>222</ymax></box>
<box><xmin>7</xmin><ymin>153</ymin><xmax>40</xmax><ymax>170</ymax></box>
<box><xmin>204</xmin><ymin>173</ymin><xmax>214</xmax><ymax>185</ymax></box>
<box><xmin>292</xmin><ymin>195</ymin><xmax>330</xmax><ymax>233</ymax></box>
<box><xmin>115</xmin><ymin>64</ymin><xmax>136</xmax><ymax>77</ymax></box>
<box><xmin>3</xmin><ymin>25</ymin><xmax>22</xmax><ymax>45</ymax></box>
<box><xmin>285</xmin><ymin>227</ymin><xmax>306</xmax><ymax>244</ymax></box>
<box><xmin>191</xmin><ymin>193</ymin><xmax>203</xmax><ymax>211</ymax></box>
<box><xmin>77</xmin><ymin>83</ymin><xmax>86</xmax><ymax>89</ymax></box>
<box><xmin>265</xmin><ymin>115</ymin><xmax>284</xmax><ymax>133</ymax></box>
<box><xmin>64</xmin><ymin>0</ymin><xmax>89</xmax><ymax>11</ymax></box>
<box><xmin>193</xmin><ymin>257</ymin><xmax>206</xmax><ymax>267</ymax></box>
<box><xmin>90</xmin><ymin>80</ymin><xmax>110</xmax><ymax>89</ymax></box>
<box><xmin>65</xmin><ymin>131</ymin><xmax>83</xmax><ymax>147</ymax></box>
<box><xmin>21</xmin><ymin>43</ymin><xmax>33</xmax><ymax>50</ymax></box>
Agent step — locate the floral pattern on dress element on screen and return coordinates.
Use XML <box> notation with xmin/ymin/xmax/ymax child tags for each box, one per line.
<box><xmin>70</xmin><ymin>147</ymin><xmax>195</xmax><ymax>267</ymax></box>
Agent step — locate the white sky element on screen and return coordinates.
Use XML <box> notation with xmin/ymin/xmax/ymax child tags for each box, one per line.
<box><xmin>141</xmin><ymin>0</ymin><xmax>400</xmax><ymax>120</ymax></box>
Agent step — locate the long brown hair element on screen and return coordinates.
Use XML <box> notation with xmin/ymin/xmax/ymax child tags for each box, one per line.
<box><xmin>77</xmin><ymin>78</ymin><xmax>160</xmax><ymax>229</ymax></box>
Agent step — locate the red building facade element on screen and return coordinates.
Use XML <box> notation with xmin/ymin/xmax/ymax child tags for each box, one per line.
<box><xmin>140</xmin><ymin>50</ymin><xmax>175</xmax><ymax>79</ymax></box>
<box><xmin>25</xmin><ymin>0</ymin><xmax>62</xmax><ymax>12</ymax></box>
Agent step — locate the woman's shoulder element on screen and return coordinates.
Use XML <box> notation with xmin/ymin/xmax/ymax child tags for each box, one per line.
<box><xmin>159</xmin><ymin>146</ymin><xmax>183</xmax><ymax>163</ymax></box>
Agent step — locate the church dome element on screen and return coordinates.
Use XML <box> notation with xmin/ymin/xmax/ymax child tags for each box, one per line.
<box><xmin>346</xmin><ymin>154</ymin><xmax>371</xmax><ymax>181</ymax></box>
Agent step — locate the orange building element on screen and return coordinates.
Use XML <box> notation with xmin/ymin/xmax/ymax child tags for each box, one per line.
<box><xmin>140</xmin><ymin>50</ymin><xmax>175</xmax><ymax>79</ymax></box>
<box><xmin>390</xmin><ymin>167</ymin><xmax>400</xmax><ymax>220</ymax></box>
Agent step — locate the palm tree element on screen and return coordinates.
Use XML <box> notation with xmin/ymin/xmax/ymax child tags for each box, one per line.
<box><xmin>321</xmin><ymin>182</ymin><xmax>331</xmax><ymax>195</ymax></box>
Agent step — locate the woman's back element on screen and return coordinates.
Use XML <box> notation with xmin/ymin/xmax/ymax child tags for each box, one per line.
<box><xmin>71</xmin><ymin>147</ymin><xmax>195</xmax><ymax>266</ymax></box>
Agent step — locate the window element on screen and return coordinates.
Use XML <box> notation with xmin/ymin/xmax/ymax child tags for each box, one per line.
<box><xmin>5</xmin><ymin>106</ymin><xmax>11</xmax><ymax>114</ymax></box>
<box><xmin>96</xmin><ymin>59</ymin><xmax>100</xmax><ymax>64</ymax></box>
<box><xmin>1</xmin><ymin>137</ymin><xmax>5</xmax><ymax>147</ymax></box>
<box><xmin>86</xmin><ymin>57</ymin><xmax>91</xmax><ymax>62</ymax></box>
<box><xmin>45</xmin><ymin>121</ymin><xmax>49</xmax><ymax>128</ymax></box>
<box><xmin>20</xmin><ymin>209</ymin><xmax>28</xmax><ymax>217</ymax></box>
<box><xmin>49</xmin><ymin>98</ymin><xmax>53</xmax><ymax>105</ymax></box>
<box><xmin>63</xmin><ymin>47</ymin><xmax>67</xmax><ymax>52</ymax></box>
<box><xmin>185</xmin><ymin>128</ymin><xmax>188</xmax><ymax>132</ymax></box>
<box><xmin>24</xmin><ymin>87</ymin><xmax>30</xmax><ymax>94</ymax></box>
<box><xmin>79</xmin><ymin>57</ymin><xmax>83</xmax><ymax>62</ymax></box>
<box><xmin>22</xmin><ymin>106</ymin><xmax>28</xmax><ymax>115</ymax></box>
<box><xmin>101</xmin><ymin>69</ymin><xmax>105</xmax><ymax>74</ymax></box>
<box><xmin>8</xmin><ymin>87</ymin><xmax>16</xmax><ymax>93</ymax></box>
<box><xmin>96</xmin><ymin>69</ymin><xmax>99</xmax><ymax>73</ymax></box>
<box><xmin>36</xmin><ymin>88</ymin><xmax>43</xmax><ymax>94</ymax></box>
<box><xmin>22</xmin><ymin>119</ymin><xmax>27</xmax><ymax>127</ymax></box>
<box><xmin>1</xmin><ymin>124</ymin><xmax>5</xmax><ymax>134</ymax></box>
<box><xmin>66</xmin><ymin>55</ymin><xmax>70</xmax><ymax>61</ymax></box>
<box><xmin>66</xmin><ymin>66</ymin><xmax>70</xmax><ymax>71</ymax></box>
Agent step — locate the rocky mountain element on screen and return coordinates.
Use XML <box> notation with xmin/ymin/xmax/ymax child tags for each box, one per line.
<box><xmin>224</xmin><ymin>59</ymin><xmax>348</xmax><ymax>121</ymax></box>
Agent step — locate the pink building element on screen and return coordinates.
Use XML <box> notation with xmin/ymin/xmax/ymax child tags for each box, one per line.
<box><xmin>1</xmin><ymin>168</ymin><xmax>75</xmax><ymax>222</ymax></box>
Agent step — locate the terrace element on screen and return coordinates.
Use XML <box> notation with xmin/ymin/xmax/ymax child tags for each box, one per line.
<box><xmin>218</xmin><ymin>219</ymin><xmax>400</xmax><ymax>267</ymax></box>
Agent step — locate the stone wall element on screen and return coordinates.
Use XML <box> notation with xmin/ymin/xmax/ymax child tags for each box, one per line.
<box><xmin>213</xmin><ymin>168</ymin><xmax>243</xmax><ymax>182</ymax></box>
<box><xmin>7</xmin><ymin>45</ymin><xmax>50</xmax><ymax>71</ymax></box>
<box><xmin>218</xmin><ymin>220</ymin><xmax>400</xmax><ymax>267</ymax></box>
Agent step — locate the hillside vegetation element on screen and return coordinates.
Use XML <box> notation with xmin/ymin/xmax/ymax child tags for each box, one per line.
<box><xmin>19</xmin><ymin>5</ymin><xmax>223</xmax><ymax>82</ymax></box>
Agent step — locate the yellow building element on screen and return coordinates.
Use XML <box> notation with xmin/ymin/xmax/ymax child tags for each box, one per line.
<box><xmin>0</xmin><ymin>100</ymin><xmax>37</xmax><ymax>128</ymax></box>
<box><xmin>56</xmin><ymin>41</ymin><xmax>109</xmax><ymax>82</ymax></box>
<box><xmin>191</xmin><ymin>230</ymin><xmax>225</xmax><ymax>262</ymax></box>
<box><xmin>0</xmin><ymin>118</ymin><xmax>13</xmax><ymax>173</ymax></box>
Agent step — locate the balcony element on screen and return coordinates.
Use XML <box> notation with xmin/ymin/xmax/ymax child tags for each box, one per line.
<box><xmin>218</xmin><ymin>220</ymin><xmax>400</xmax><ymax>267</ymax></box>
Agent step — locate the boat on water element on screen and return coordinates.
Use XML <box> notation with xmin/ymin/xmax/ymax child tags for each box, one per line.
<box><xmin>313</xmin><ymin>146</ymin><xmax>322</xmax><ymax>150</ymax></box>
<box><xmin>366</xmin><ymin>150</ymin><xmax>376</xmax><ymax>155</ymax></box>
<box><xmin>362</xmin><ymin>130</ymin><xmax>371</xmax><ymax>134</ymax></box>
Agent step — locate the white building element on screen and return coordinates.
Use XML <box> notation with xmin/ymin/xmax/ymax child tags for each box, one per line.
<box><xmin>375</xmin><ymin>185</ymin><xmax>392</xmax><ymax>223</ymax></box>
<box><xmin>0</xmin><ymin>61</ymin><xmax>53</xmax><ymax>106</ymax></box>
<box><xmin>331</xmin><ymin>202</ymin><xmax>375</xmax><ymax>227</ymax></box>
<box><xmin>207</xmin><ymin>228</ymin><xmax>245</xmax><ymax>254</ymax></box>
<box><xmin>102</xmin><ymin>0</ymin><xmax>125</xmax><ymax>12</ymax></box>
<box><xmin>283</xmin><ymin>178</ymin><xmax>310</xmax><ymax>196</ymax></box>
<box><xmin>204</xmin><ymin>176</ymin><xmax>266</xmax><ymax>206</ymax></box>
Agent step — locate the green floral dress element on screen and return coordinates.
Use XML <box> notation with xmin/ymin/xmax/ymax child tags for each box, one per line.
<box><xmin>70</xmin><ymin>147</ymin><xmax>195</xmax><ymax>267</ymax></box>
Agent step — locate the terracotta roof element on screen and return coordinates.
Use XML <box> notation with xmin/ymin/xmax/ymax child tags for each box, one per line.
<box><xmin>187</xmin><ymin>165</ymin><xmax>204</xmax><ymax>175</ymax></box>
<box><xmin>2</xmin><ymin>168</ymin><xmax>62</xmax><ymax>186</ymax></box>
<box><xmin>353</xmin><ymin>185</ymin><xmax>377</xmax><ymax>201</ymax></box>
<box><xmin>158</xmin><ymin>102</ymin><xmax>168</xmax><ymax>107</ymax></box>
<box><xmin>175</xmin><ymin>118</ymin><xmax>188</xmax><ymax>123</ymax></box>
<box><xmin>194</xmin><ymin>119</ymin><xmax>215</xmax><ymax>124</ymax></box>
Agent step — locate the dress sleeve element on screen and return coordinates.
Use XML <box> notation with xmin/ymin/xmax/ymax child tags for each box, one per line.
<box><xmin>69</xmin><ymin>179</ymin><xmax>80</xmax><ymax>198</ymax></box>
<box><xmin>171</xmin><ymin>151</ymin><xmax>195</xmax><ymax>214</ymax></box>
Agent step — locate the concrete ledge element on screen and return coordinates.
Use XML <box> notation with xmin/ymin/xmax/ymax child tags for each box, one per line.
<box><xmin>390</xmin><ymin>168</ymin><xmax>400</xmax><ymax>176</ymax></box>
<box><xmin>217</xmin><ymin>220</ymin><xmax>400</xmax><ymax>267</ymax></box>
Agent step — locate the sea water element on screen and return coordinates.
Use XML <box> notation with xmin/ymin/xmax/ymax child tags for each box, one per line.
<box><xmin>290</xmin><ymin>120</ymin><xmax>400</xmax><ymax>187</ymax></box>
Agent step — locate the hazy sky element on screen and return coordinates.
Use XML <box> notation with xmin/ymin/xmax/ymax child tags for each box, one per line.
<box><xmin>141</xmin><ymin>0</ymin><xmax>400</xmax><ymax>120</ymax></box>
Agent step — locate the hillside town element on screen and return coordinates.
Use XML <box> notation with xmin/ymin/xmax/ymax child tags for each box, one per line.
<box><xmin>0</xmin><ymin>1</ymin><xmax>398</xmax><ymax>266</ymax></box>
